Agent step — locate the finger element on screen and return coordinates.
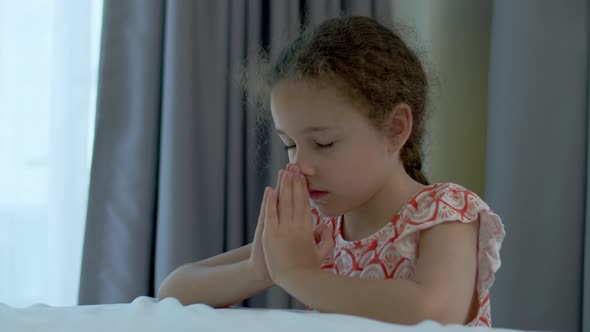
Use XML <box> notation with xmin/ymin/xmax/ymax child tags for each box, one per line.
<box><xmin>314</xmin><ymin>223</ymin><xmax>327</xmax><ymax>243</ymax></box>
<box><xmin>279</xmin><ymin>170</ymin><xmax>293</xmax><ymax>224</ymax></box>
<box><xmin>275</xmin><ymin>169</ymin><xmax>287</xmax><ymax>209</ymax></box>
<box><xmin>292</xmin><ymin>173</ymin><xmax>305</xmax><ymax>225</ymax></box>
<box><xmin>289</xmin><ymin>164</ymin><xmax>306</xmax><ymax>191</ymax></box>
<box><xmin>257</xmin><ymin>187</ymin><xmax>269</xmax><ymax>230</ymax></box>
<box><xmin>301</xmin><ymin>175</ymin><xmax>312</xmax><ymax>221</ymax></box>
<box><xmin>320</xmin><ymin>224</ymin><xmax>332</xmax><ymax>241</ymax></box>
<box><xmin>275</xmin><ymin>169</ymin><xmax>283</xmax><ymax>192</ymax></box>
<box><xmin>264</xmin><ymin>188</ymin><xmax>279</xmax><ymax>234</ymax></box>
<box><xmin>317</xmin><ymin>230</ymin><xmax>335</xmax><ymax>260</ymax></box>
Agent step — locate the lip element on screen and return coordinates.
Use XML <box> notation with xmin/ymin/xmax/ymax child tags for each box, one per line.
<box><xmin>309</xmin><ymin>190</ymin><xmax>328</xmax><ymax>200</ymax></box>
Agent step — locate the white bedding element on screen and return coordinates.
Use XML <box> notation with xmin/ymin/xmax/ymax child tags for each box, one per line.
<box><xmin>0</xmin><ymin>296</ymin><xmax>523</xmax><ymax>332</ymax></box>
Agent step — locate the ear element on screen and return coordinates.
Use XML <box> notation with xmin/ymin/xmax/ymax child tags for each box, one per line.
<box><xmin>385</xmin><ymin>103</ymin><xmax>413</xmax><ymax>153</ymax></box>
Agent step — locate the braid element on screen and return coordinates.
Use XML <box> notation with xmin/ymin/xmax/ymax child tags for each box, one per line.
<box><xmin>401</xmin><ymin>139</ymin><xmax>429</xmax><ymax>185</ymax></box>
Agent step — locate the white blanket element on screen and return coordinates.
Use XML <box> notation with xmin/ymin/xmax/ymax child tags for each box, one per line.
<box><xmin>0</xmin><ymin>296</ymin><xmax>523</xmax><ymax>332</ymax></box>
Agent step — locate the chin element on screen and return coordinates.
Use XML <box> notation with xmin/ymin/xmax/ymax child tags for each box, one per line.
<box><xmin>311</xmin><ymin>202</ymin><xmax>347</xmax><ymax>218</ymax></box>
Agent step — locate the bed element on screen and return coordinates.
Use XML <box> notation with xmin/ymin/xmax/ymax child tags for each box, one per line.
<box><xmin>1</xmin><ymin>296</ymin><xmax>523</xmax><ymax>331</ymax></box>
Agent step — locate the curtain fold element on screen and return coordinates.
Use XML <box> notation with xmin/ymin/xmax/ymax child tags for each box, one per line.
<box><xmin>485</xmin><ymin>0</ymin><xmax>588</xmax><ymax>330</ymax></box>
<box><xmin>79</xmin><ymin>0</ymin><xmax>167</xmax><ymax>304</ymax></box>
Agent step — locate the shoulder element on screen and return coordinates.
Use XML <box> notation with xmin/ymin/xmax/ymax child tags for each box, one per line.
<box><xmin>395</xmin><ymin>182</ymin><xmax>505</xmax><ymax>257</ymax></box>
<box><xmin>415</xmin><ymin>182</ymin><xmax>484</xmax><ymax>205</ymax></box>
<box><xmin>405</xmin><ymin>182</ymin><xmax>492</xmax><ymax>227</ymax></box>
<box><xmin>409</xmin><ymin>183</ymin><xmax>506</xmax><ymax>314</ymax></box>
<box><xmin>396</xmin><ymin>182</ymin><xmax>505</xmax><ymax>272</ymax></box>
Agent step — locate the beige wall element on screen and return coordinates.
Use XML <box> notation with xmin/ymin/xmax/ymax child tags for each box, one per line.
<box><xmin>391</xmin><ymin>0</ymin><xmax>492</xmax><ymax>197</ymax></box>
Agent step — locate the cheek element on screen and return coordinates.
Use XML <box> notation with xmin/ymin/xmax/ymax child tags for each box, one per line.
<box><xmin>332</xmin><ymin>151</ymin><xmax>386</xmax><ymax>190</ymax></box>
<box><xmin>345</xmin><ymin>146</ymin><xmax>392</xmax><ymax>182</ymax></box>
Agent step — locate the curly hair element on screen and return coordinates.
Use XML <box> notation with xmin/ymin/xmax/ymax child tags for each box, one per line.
<box><xmin>244</xmin><ymin>16</ymin><xmax>430</xmax><ymax>185</ymax></box>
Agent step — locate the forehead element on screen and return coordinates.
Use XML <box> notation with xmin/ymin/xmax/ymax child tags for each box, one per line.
<box><xmin>270</xmin><ymin>80</ymin><xmax>368</xmax><ymax>133</ymax></box>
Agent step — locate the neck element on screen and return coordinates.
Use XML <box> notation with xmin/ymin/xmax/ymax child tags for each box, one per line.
<box><xmin>341</xmin><ymin>171</ymin><xmax>427</xmax><ymax>242</ymax></box>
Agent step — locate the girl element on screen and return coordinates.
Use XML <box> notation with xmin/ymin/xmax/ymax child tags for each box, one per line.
<box><xmin>158</xmin><ymin>16</ymin><xmax>505</xmax><ymax>327</ymax></box>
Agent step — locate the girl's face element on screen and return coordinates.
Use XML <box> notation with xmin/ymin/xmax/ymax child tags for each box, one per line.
<box><xmin>270</xmin><ymin>80</ymin><xmax>400</xmax><ymax>217</ymax></box>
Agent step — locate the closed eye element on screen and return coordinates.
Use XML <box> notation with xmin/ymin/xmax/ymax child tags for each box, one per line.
<box><xmin>317</xmin><ymin>142</ymin><xmax>334</xmax><ymax>149</ymax></box>
<box><xmin>283</xmin><ymin>142</ymin><xmax>335</xmax><ymax>151</ymax></box>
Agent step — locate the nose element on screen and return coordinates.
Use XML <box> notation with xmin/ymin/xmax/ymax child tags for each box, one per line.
<box><xmin>291</xmin><ymin>151</ymin><xmax>315</xmax><ymax>177</ymax></box>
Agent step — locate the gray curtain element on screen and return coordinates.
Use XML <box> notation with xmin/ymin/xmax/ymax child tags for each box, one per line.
<box><xmin>486</xmin><ymin>0</ymin><xmax>589</xmax><ymax>331</ymax></box>
<box><xmin>79</xmin><ymin>0</ymin><xmax>391</xmax><ymax>309</ymax></box>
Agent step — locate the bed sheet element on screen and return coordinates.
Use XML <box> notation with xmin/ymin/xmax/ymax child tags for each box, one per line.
<box><xmin>0</xmin><ymin>296</ymin><xmax>524</xmax><ymax>332</ymax></box>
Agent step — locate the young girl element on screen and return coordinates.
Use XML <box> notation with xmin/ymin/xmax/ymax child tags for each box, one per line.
<box><xmin>158</xmin><ymin>16</ymin><xmax>505</xmax><ymax>327</ymax></box>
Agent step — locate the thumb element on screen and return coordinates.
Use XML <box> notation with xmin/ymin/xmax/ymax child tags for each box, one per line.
<box><xmin>314</xmin><ymin>224</ymin><xmax>327</xmax><ymax>243</ymax></box>
<box><xmin>255</xmin><ymin>216</ymin><xmax>264</xmax><ymax>239</ymax></box>
<box><xmin>316</xmin><ymin>228</ymin><xmax>335</xmax><ymax>260</ymax></box>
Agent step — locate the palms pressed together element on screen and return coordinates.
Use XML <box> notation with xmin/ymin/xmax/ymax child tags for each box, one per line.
<box><xmin>248</xmin><ymin>164</ymin><xmax>334</xmax><ymax>286</ymax></box>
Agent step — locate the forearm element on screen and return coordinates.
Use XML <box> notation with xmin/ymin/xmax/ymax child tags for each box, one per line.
<box><xmin>158</xmin><ymin>260</ymin><xmax>274</xmax><ymax>307</ymax></box>
<box><xmin>278</xmin><ymin>270</ymin><xmax>435</xmax><ymax>325</ymax></box>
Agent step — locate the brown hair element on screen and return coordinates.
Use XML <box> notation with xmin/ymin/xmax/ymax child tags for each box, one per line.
<box><xmin>245</xmin><ymin>16</ymin><xmax>429</xmax><ymax>185</ymax></box>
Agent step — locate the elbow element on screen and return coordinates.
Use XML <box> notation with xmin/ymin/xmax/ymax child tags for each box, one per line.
<box><xmin>157</xmin><ymin>264</ymin><xmax>203</xmax><ymax>305</ymax></box>
<box><xmin>157</xmin><ymin>266</ymin><xmax>185</xmax><ymax>301</ymax></box>
<box><xmin>157</xmin><ymin>278</ymin><xmax>190</xmax><ymax>305</ymax></box>
<box><xmin>157</xmin><ymin>276</ymin><xmax>173</xmax><ymax>300</ymax></box>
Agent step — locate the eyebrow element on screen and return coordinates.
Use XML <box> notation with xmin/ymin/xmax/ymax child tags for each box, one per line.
<box><xmin>275</xmin><ymin>126</ymin><xmax>335</xmax><ymax>136</ymax></box>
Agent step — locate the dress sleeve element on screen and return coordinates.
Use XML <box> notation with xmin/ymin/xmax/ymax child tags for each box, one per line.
<box><xmin>393</xmin><ymin>186</ymin><xmax>506</xmax><ymax>295</ymax></box>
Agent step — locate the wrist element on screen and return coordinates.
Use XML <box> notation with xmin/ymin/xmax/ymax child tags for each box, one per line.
<box><xmin>243</xmin><ymin>259</ymin><xmax>274</xmax><ymax>288</ymax></box>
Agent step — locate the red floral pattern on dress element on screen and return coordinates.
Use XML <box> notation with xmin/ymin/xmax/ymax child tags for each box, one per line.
<box><xmin>307</xmin><ymin>183</ymin><xmax>505</xmax><ymax>327</ymax></box>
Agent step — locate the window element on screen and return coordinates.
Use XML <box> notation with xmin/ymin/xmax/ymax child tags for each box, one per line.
<box><xmin>0</xmin><ymin>0</ymin><xmax>103</xmax><ymax>307</ymax></box>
